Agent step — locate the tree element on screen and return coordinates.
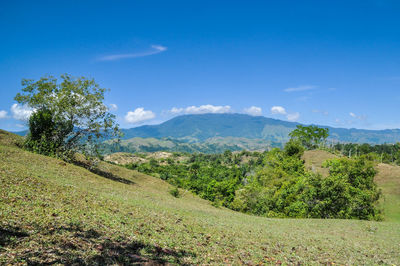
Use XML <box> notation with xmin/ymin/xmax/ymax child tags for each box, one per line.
<box><xmin>289</xmin><ymin>125</ymin><xmax>329</xmax><ymax>149</ymax></box>
<box><xmin>15</xmin><ymin>74</ymin><xmax>119</xmax><ymax>161</ymax></box>
<box><xmin>284</xmin><ymin>139</ymin><xmax>305</xmax><ymax>158</ymax></box>
<box><xmin>24</xmin><ymin>107</ymin><xmax>73</xmax><ymax>156</ymax></box>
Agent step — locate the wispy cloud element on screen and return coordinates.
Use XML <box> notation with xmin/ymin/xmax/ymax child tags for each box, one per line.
<box><xmin>108</xmin><ymin>103</ymin><xmax>118</xmax><ymax>111</ymax></box>
<box><xmin>0</xmin><ymin>110</ymin><xmax>8</xmax><ymax>119</ymax></box>
<box><xmin>99</xmin><ymin>45</ymin><xmax>167</xmax><ymax>61</ymax></box>
<box><xmin>168</xmin><ymin>105</ymin><xmax>232</xmax><ymax>115</ymax></box>
<box><xmin>284</xmin><ymin>85</ymin><xmax>317</xmax><ymax>92</ymax></box>
<box><xmin>271</xmin><ymin>105</ymin><xmax>300</xmax><ymax>121</ymax></box>
<box><xmin>312</xmin><ymin>109</ymin><xmax>329</xmax><ymax>116</ymax></box>
<box><xmin>286</xmin><ymin>112</ymin><xmax>300</xmax><ymax>122</ymax></box>
<box><xmin>349</xmin><ymin>112</ymin><xmax>367</xmax><ymax>121</ymax></box>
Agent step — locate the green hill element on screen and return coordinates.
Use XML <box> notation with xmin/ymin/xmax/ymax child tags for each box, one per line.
<box><xmin>1</xmin><ymin>130</ymin><xmax>400</xmax><ymax>264</ymax></box>
<box><xmin>103</xmin><ymin>136</ymin><xmax>273</xmax><ymax>154</ymax></box>
<box><xmin>121</xmin><ymin>113</ymin><xmax>400</xmax><ymax>144</ymax></box>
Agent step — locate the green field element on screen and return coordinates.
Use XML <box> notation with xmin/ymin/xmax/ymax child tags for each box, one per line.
<box><xmin>1</xmin><ymin>130</ymin><xmax>399</xmax><ymax>264</ymax></box>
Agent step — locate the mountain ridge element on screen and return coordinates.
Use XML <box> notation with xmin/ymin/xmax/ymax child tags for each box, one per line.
<box><xmin>121</xmin><ymin>113</ymin><xmax>400</xmax><ymax>144</ymax></box>
<box><xmin>11</xmin><ymin>113</ymin><xmax>400</xmax><ymax>144</ymax></box>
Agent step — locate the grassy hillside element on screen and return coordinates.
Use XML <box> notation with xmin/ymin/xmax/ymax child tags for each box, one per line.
<box><xmin>302</xmin><ymin>150</ymin><xmax>338</xmax><ymax>177</ymax></box>
<box><xmin>103</xmin><ymin>136</ymin><xmax>273</xmax><ymax>154</ymax></box>
<box><xmin>1</xmin><ymin>130</ymin><xmax>400</xmax><ymax>264</ymax></box>
<box><xmin>375</xmin><ymin>163</ymin><xmax>400</xmax><ymax>222</ymax></box>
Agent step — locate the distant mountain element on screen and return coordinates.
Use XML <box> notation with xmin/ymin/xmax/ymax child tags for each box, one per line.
<box><xmin>121</xmin><ymin>113</ymin><xmax>400</xmax><ymax>144</ymax></box>
<box><xmin>103</xmin><ymin>136</ymin><xmax>274</xmax><ymax>154</ymax></box>
<box><xmin>11</xmin><ymin>114</ymin><xmax>400</xmax><ymax>149</ymax></box>
<box><xmin>12</xmin><ymin>130</ymin><xmax>28</xmax><ymax>136</ymax></box>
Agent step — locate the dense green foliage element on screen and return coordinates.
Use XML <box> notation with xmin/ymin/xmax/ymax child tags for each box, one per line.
<box><xmin>232</xmin><ymin>149</ymin><xmax>381</xmax><ymax>220</ymax></box>
<box><xmin>15</xmin><ymin>74</ymin><xmax>119</xmax><ymax>160</ymax></box>
<box><xmin>24</xmin><ymin>108</ymin><xmax>73</xmax><ymax>157</ymax></box>
<box><xmin>125</xmin><ymin>144</ymin><xmax>382</xmax><ymax>220</ymax></box>
<box><xmin>289</xmin><ymin>125</ymin><xmax>329</xmax><ymax>149</ymax></box>
<box><xmin>124</xmin><ymin>125</ymin><xmax>382</xmax><ymax>220</ymax></box>
<box><xmin>126</xmin><ymin>151</ymin><xmax>264</xmax><ymax>207</ymax></box>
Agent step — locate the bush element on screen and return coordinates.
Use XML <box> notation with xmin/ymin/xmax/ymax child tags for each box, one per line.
<box><xmin>169</xmin><ymin>187</ymin><xmax>180</xmax><ymax>198</ymax></box>
<box><xmin>284</xmin><ymin>139</ymin><xmax>305</xmax><ymax>158</ymax></box>
<box><xmin>24</xmin><ymin>108</ymin><xmax>73</xmax><ymax>158</ymax></box>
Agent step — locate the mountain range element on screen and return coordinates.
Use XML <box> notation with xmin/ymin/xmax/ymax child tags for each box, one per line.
<box><xmin>121</xmin><ymin>113</ymin><xmax>400</xmax><ymax>144</ymax></box>
<box><xmin>14</xmin><ymin>113</ymin><xmax>400</xmax><ymax>153</ymax></box>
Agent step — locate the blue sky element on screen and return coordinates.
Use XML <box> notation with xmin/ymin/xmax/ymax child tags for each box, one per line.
<box><xmin>0</xmin><ymin>0</ymin><xmax>399</xmax><ymax>131</ymax></box>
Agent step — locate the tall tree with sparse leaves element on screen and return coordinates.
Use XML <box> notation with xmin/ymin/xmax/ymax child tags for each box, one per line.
<box><xmin>15</xmin><ymin>74</ymin><xmax>120</xmax><ymax>161</ymax></box>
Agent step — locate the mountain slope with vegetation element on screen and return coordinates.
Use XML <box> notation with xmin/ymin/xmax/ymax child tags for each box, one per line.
<box><xmin>1</xmin><ymin>130</ymin><xmax>399</xmax><ymax>264</ymax></box>
<box><xmin>121</xmin><ymin>113</ymin><xmax>400</xmax><ymax>144</ymax></box>
<box><xmin>103</xmin><ymin>136</ymin><xmax>273</xmax><ymax>154</ymax></box>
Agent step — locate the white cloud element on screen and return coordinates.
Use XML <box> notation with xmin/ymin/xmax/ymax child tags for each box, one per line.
<box><xmin>270</xmin><ymin>106</ymin><xmax>287</xmax><ymax>115</ymax></box>
<box><xmin>0</xmin><ymin>110</ymin><xmax>8</xmax><ymax>119</ymax></box>
<box><xmin>151</xmin><ymin>45</ymin><xmax>167</xmax><ymax>52</ymax></box>
<box><xmin>170</xmin><ymin>107</ymin><xmax>184</xmax><ymax>114</ymax></box>
<box><xmin>349</xmin><ymin>112</ymin><xmax>367</xmax><ymax>120</ymax></box>
<box><xmin>109</xmin><ymin>104</ymin><xmax>118</xmax><ymax>111</ymax></box>
<box><xmin>99</xmin><ymin>45</ymin><xmax>167</xmax><ymax>61</ymax></box>
<box><xmin>124</xmin><ymin>108</ymin><xmax>155</xmax><ymax>124</ymax></box>
<box><xmin>169</xmin><ymin>104</ymin><xmax>232</xmax><ymax>115</ymax></box>
<box><xmin>312</xmin><ymin>109</ymin><xmax>329</xmax><ymax>115</ymax></box>
<box><xmin>11</xmin><ymin>104</ymin><xmax>34</xmax><ymax>120</ymax></box>
<box><xmin>243</xmin><ymin>106</ymin><xmax>262</xmax><ymax>116</ymax></box>
<box><xmin>286</xmin><ymin>112</ymin><xmax>300</xmax><ymax>122</ymax></box>
<box><xmin>284</xmin><ymin>85</ymin><xmax>316</xmax><ymax>92</ymax></box>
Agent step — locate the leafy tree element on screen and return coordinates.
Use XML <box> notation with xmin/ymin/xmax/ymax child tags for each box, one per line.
<box><xmin>24</xmin><ymin>108</ymin><xmax>73</xmax><ymax>157</ymax></box>
<box><xmin>284</xmin><ymin>139</ymin><xmax>305</xmax><ymax>158</ymax></box>
<box><xmin>15</xmin><ymin>74</ymin><xmax>119</xmax><ymax>161</ymax></box>
<box><xmin>289</xmin><ymin>125</ymin><xmax>329</xmax><ymax>149</ymax></box>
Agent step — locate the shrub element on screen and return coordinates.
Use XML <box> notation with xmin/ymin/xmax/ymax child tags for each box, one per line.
<box><xmin>24</xmin><ymin>108</ymin><xmax>73</xmax><ymax>158</ymax></box>
<box><xmin>169</xmin><ymin>187</ymin><xmax>180</xmax><ymax>198</ymax></box>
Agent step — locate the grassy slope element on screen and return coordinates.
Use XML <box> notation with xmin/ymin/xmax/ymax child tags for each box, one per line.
<box><xmin>1</xmin><ymin>131</ymin><xmax>399</xmax><ymax>264</ymax></box>
<box><xmin>302</xmin><ymin>150</ymin><xmax>338</xmax><ymax>177</ymax></box>
<box><xmin>375</xmin><ymin>163</ymin><xmax>400</xmax><ymax>222</ymax></box>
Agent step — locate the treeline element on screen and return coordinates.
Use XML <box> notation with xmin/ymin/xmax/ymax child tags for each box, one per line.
<box><xmin>125</xmin><ymin>127</ymin><xmax>383</xmax><ymax>220</ymax></box>
<box><xmin>331</xmin><ymin>142</ymin><xmax>400</xmax><ymax>165</ymax></box>
<box><xmin>126</xmin><ymin>150</ymin><xmax>264</xmax><ymax>207</ymax></box>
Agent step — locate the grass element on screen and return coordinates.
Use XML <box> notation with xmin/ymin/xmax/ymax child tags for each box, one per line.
<box><xmin>1</xmin><ymin>130</ymin><xmax>400</xmax><ymax>264</ymax></box>
<box><xmin>302</xmin><ymin>149</ymin><xmax>338</xmax><ymax>177</ymax></box>
<box><xmin>375</xmin><ymin>163</ymin><xmax>400</xmax><ymax>222</ymax></box>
